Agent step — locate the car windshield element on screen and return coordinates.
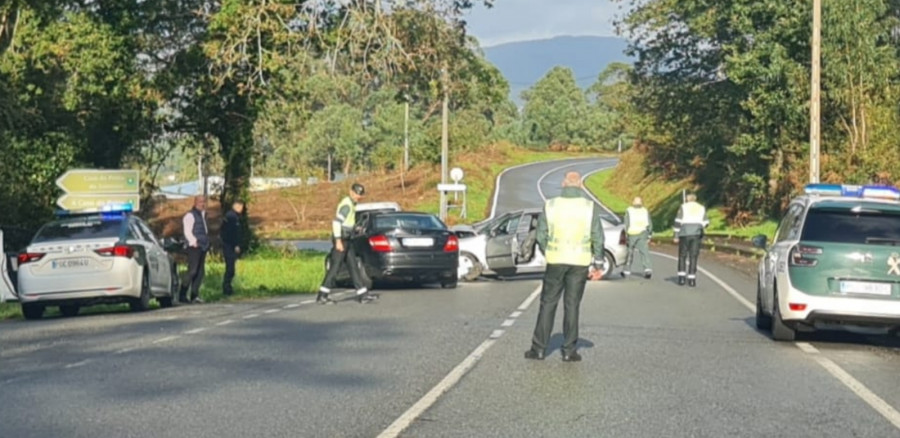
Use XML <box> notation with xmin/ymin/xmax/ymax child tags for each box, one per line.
<box><xmin>801</xmin><ymin>207</ymin><xmax>900</xmax><ymax>245</ymax></box>
<box><xmin>32</xmin><ymin>217</ymin><xmax>123</xmax><ymax>243</ymax></box>
<box><xmin>373</xmin><ymin>214</ymin><xmax>446</xmax><ymax>231</ymax></box>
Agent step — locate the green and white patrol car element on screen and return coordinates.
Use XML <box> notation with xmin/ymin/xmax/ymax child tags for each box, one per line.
<box><xmin>753</xmin><ymin>183</ymin><xmax>900</xmax><ymax>341</ymax></box>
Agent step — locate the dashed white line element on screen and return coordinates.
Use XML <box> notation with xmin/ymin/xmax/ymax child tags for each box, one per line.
<box><xmin>285</xmin><ymin>303</ymin><xmax>301</xmax><ymax>309</ymax></box>
<box><xmin>243</xmin><ymin>313</ymin><xmax>259</xmax><ymax>319</ymax></box>
<box><xmin>64</xmin><ymin>360</ymin><xmax>91</xmax><ymax>369</ymax></box>
<box><xmin>264</xmin><ymin>309</ymin><xmax>281</xmax><ymax>314</ymax></box>
<box><xmin>652</xmin><ymin>250</ymin><xmax>900</xmax><ymax>431</ymax></box>
<box><xmin>115</xmin><ymin>347</ymin><xmax>137</xmax><ymax>355</ymax></box>
<box><xmin>501</xmin><ymin>319</ymin><xmax>515</xmax><ymax>327</ymax></box>
<box><xmin>216</xmin><ymin>319</ymin><xmax>235</xmax><ymax>326</ymax></box>
<box><xmin>184</xmin><ymin>328</ymin><xmax>207</xmax><ymax>335</ymax></box>
<box><xmin>301</xmin><ymin>299</ymin><xmax>315</xmax><ymax>305</ymax></box>
<box><xmin>152</xmin><ymin>335</ymin><xmax>180</xmax><ymax>344</ymax></box>
<box><xmin>509</xmin><ymin>311</ymin><xmax>523</xmax><ymax>318</ymax></box>
<box><xmin>378</xmin><ymin>284</ymin><xmax>542</xmax><ymax>438</ymax></box>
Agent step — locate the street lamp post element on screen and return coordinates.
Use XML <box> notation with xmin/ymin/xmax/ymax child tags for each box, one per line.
<box><xmin>809</xmin><ymin>0</ymin><xmax>821</xmax><ymax>183</ymax></box>
<box><xmin>439</xmin><ymin>67</ymin><xmax>449</xmax><ymax>220</ymax></box>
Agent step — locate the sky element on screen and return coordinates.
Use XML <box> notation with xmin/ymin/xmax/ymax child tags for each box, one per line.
<box><xmin>463</xmin><ymin>0</ymin><xmax>624</xmax><ymax>47</ymax></box>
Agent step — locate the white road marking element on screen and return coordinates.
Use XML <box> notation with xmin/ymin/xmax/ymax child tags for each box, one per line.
<box><xmin>652</xmin><ymin>251</ymin><xmax>900</xmax><ymax>431</ymax></box>
<box><xmin>509</xmin><ymin>311</ymin><xmax>522</xmax><ymax>318</ymax></box>
<box><xmin>501</xmin><ymin>319</ymin><xmax>515</xmax><ymax>327</ymax></box>
<box><xmin>152</xmin><ymin>335</ymin><xmax>180</xmax><ymax>344</ymax></box>
<box><xmin>518</xmin><ymin>286</ymin><xmax>542</xmax><ymax>311</ymax></box>
<box><xmin>184</xmin><ymin>328</ymin><xmax>207</xmax><ymax>335</ymax></box>
<box><xmin>243</xmin><ymin>313</ymin><xmax>259</xmax><ymax>319</ymax></box>
<box><xmin>264</xmin><ymin>308</ymin><xmax>281</xmax><ymax>314</ymax></box>
<box><xmin>378</xmin><ymin>284</ymin><xmax>542</xmax><ymax>438</ymax></box>
<box><xmin>285</xmin><ymin>303</ymin><xmax>301</xmax><ymax>309</ymax></box>
<box><xmin>114</xmin><ymin>347</ymin><xmax>137</xmax><ymax>355</ymax></box>
<box><xmin>64</xmin><ymin>360</ymin><xmax>91</xmax><ymax>369</ymax></box>
<box><xmin>300</xmin><ymin>299</ymin><xmax>315</xmax><ymax>305</ymax></box>
<box><xmin>216</xmin><ymin>319</ymin><xmax>235</xmax><ymax>326</ymax></box>
<box><xmin>536</xmin><ymin>160</ymin><xmax>606</xmax><ymax>202</ymax></box>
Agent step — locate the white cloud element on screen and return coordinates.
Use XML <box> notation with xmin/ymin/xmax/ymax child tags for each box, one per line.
<box><xmin>464</xmin><ymin>0</ymin><xmax>622</xmax><ymax>47</ymax></box>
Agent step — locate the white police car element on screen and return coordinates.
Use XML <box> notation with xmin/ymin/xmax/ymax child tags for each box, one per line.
<box><xmin>753</xmin><ymin>183</ymin><xmax>900</xmax><ymax>340</ymax></box>
<box><xmin>16</xmin><ymin>205</ymin><xmax>180</xmax><ymax>319</ymax></box>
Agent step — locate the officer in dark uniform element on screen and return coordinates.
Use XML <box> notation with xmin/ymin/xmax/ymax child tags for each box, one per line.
<box><xmin>317</xmin><ymin>183</ymin><xmax>378</xmax><ymax>304</ymax></box>
<box><xmin>673</xmin><ymin>193</ymin><xmax>709</xmax><ymax>287</ymax></box>
<box><xmin>221</xmin><ymin>200</ymin><xmax>244</xmax><ymax>297</ymax></box>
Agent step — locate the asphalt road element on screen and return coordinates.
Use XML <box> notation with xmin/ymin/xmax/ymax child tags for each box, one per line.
<box><xmin>2</xmin><ymin>158</ymin><xmax>900</xmax><ymax>438</ymax></box>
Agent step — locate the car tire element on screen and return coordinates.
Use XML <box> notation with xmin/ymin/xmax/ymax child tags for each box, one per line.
<box><xmin>158</xmin><ymin>263</ymin><xmax>179</xmax><ymax>308</ymax></box>
<box><xmin>771</xmin><ymin>289</ymin><xmax>796</xmax><ymax>341</ymax></box>
<box><xmin>130</xmin><ymin>270</ymin><xmax>151</xmax><ymax>312</ymax></box>
<box><xmin>21</xmin><ymin>303</ymin><xmax>44</xmax><ymax>320</ymax></box>
<box><xmin>459</xmin><ymin>252</ymin><xmax>482</xmax><ymax>282</ymax></box>
<box><xmin>755</xmin><ymin>281</ymin><xmax>772</xmax><ymax>331</ymax></box>
<box><xmin>59</xmin><ymin>305</ymin><xmax>80</xmax><ymax>318</ymax></box>
<box><xmin>600</xmin><ymin>251</ymin><xmax>615</xmax><ymax>278</ymax></box>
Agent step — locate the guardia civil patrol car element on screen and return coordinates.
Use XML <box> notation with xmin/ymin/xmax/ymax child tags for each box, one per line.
<box><xmin>753</xmin><ymin>183</ymin><xmax>900</xmax><ymax>340</ymax></box>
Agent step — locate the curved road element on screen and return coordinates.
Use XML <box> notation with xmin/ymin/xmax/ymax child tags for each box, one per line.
<box><xmin>1</xmin><ymin>159</ymin><xmax>900</xmax><ymax>438</ymax></box>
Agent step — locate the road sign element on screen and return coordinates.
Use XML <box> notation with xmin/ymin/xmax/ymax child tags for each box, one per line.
<box><xmin>56</xmin><ymin>169</ymin><xmax>139</xmax><ymax>194</ymax></box>
<box><xmin>56</xmin><ymin>194</ymin><xmax>140</xmax><ymax>211</ymax></box>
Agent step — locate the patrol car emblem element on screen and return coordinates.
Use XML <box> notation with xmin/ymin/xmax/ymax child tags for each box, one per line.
<box><xmin>888</xmin><ymin>253</ymin><xmax>900</xmax><ymax>276</ymax></box>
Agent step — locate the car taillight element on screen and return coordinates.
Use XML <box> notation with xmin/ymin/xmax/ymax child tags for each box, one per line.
<box><xmin>95</xmin><ymin>245</ymin><xmax>134</xmax><ymax>258</ymax></box>
<box><xmin>17</xmin><ymin>252</ymin><xmax>45</xmax><ymax>265</ymax></box>
<box><xmin>444</xmin><ymin>235</ymin><xmax>459</xmax><ymax>252</ymax></box>
<box><xmin>368</xmin><ymin>235</ymin><xmax>392</xmax><ymax>252</ymax></box>
<box><xmin>618</xmin><ymin>230</ymin><xmax>627</xmax><ymax>246</ymax></box>
<box><xmin>789</xmin><ymin>244</ymin><xmax>822</xmax><ymax>267</ymax></box>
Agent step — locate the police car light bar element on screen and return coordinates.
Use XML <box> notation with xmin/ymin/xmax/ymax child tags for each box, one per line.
<box><xmin>55</xmin><ymin>202</ymin><xmax>135</xmax><ymax>218</ymax></box>
<box><xmin>804</xmin><ymin>183</ymin><xmax>900</xmax><ymax>200</ymax></box>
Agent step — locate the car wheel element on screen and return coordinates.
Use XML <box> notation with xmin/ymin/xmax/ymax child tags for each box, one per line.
<box><xmin>130</xmin><ymin>270</ymin><xmax>151</xmax><ymax>312</ymax></box>
<box><xmin>459</xmin><ymin>252</ymin><xmax>482</xmax><ymax>281</ymax></box>
<box><xmin>158</xmin><ymin>264</ymin><xmax>179</xmax><ymax>308</ymax></box>
<box><xmin>21</xmin><ymin>303</ymin><xmax>44</xmax><ymax>320</ymax></box>
<box><xmin>600</xmin><ymin>251</ymin><xmax>615</xmax><ymax>278</ymax></box>
<box><xmin>59</xmin><ymin>305</ymin><xmax>80</xmax><ymax>318</ymax></box>
<box><xmin>771</xmin><ymin>289</ymin><xmax>796</xmax><ymax>341</ymax></box>
<box><xmin>755</xmin><ymin>281</ymin><xmax>772</xmax><ymax>331</ymax></box>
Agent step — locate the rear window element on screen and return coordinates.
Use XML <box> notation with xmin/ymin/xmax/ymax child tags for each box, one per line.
<box><xmin>373</xmin><ymin>214</ymin><xmax>446</xmax><ymax>231</ymax></box>
<box><xmin>801</xmin><ymin>207</ymin><xmax>900</xmax><ymax>245</ymax></box>
<box><xmin>32</xmin><ymin>218</ymin><xmax>124</xmax><ymax>243</ymax></box>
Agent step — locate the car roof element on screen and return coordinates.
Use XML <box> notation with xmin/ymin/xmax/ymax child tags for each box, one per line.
<box><xmin>357</xmin><ymin>202</ymin><xmax>401</xmax><ymax>212</ymax></box>
<box><xmin>801</xmin><ymin>196</ymin><xmax>900</xmax><ymax>211</ymax></box>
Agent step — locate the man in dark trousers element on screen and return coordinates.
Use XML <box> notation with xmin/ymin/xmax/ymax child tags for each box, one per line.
<box><xmin>180</xmin><ymin>195</ymin><xmax>209</xmax><ymax>304</ymax></box>
<box><xmin>221</xmin><ymin>200</ymin><xmax>244</xmax><ymax>297</ymax></box>
<box><xmin>525</xmin><ymin>171</ymin><xmax>605</xmax><ymax>362</ymax></box>
<box><xmin>316</xmin><ymin>183</ymin><xmax>378</xmax><ymax>304</ymax></box>
<box><xmin>673</xmin><ymin>193</ymin><xmax>709</xmax><ymax>287</ymax></box>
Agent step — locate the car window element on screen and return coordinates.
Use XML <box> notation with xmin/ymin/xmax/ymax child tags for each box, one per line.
<box><xmin>774</xmin><ymin>203</ymin><xmax>803</xmax><ymax>243</ymax></box>
<box><xmin>492</xmin><ymin>215</ymin><xmax>520</xmax><ymax>235</ymax></box>
<box><xmin>135</xmin><ymin>220</ymin><xmax>160</xmax><ymax>245</ymax></box>
<box><xmin>32</xmin><ymin>218</ymin><xmax>124</xmax><ymax>243</ymax></box>
<box><xmin>801</xmin><ymin>206</ymin><xmax>900</xmax><ymax>245</ymax></box>
<box><xmin>374</xmin><ymin>214</ymin><xmax>446</xmax><ymax>231</ymax></box>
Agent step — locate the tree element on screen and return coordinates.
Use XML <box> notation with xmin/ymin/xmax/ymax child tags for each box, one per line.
<box><xmin>522</xmin><ymin>67</ymin><xmax>589</xmax><ymax>147</ymax></box>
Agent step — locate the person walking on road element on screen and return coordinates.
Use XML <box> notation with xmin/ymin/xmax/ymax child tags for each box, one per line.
<box><xmin>525</xmin><ymin>171</ymin><xmax>605</xmax><ymax>362</ymax></box>
<box><xmin>622</xmin><ymin>196</ymin><xmax>653</xmax><ymax>279</ymax></box>
<box><xmin>316</xmin><ymin>183</ymin><xmax>378</xmax><ymax>305</ymax></box>
<box><xmin>674</xmin><ymin>193</ymin><xmax>709</xmax><ymax>287</ymax></box>
<box><xmin>221</xmin><ymin>200</ymin><xmax>244</xmax><ymax>297</ymax></box>
<box><xmin>180</xmin><ymin>195</ymin><xmax>209</xmax><ymax>304</ymax></box>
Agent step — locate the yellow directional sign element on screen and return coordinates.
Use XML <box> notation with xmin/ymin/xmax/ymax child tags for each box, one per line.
<box><xmin>56</xmin><ymin>194</ymin><xmax>140</xmax><ymax>211</ymax></box>
<box><xmin>56</xmin><ymin>169</ymin><xmax>139</xmax><ymax>194</ymax></box>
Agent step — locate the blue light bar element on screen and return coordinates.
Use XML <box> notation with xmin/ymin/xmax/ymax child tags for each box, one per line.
<box><xmin>804</xmin><ymin>183</ymin><xmax>900</xmax><ymax>200</ymax></box>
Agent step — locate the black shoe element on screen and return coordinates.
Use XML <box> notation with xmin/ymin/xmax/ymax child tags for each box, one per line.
<box><xmin>191</xmin><ymin>296</ymin><xmax>204</xmax><ymax>304</ymax></box>
<box><xmin>524</xmin><ymin>349</ymin><xmax>544</xmax><ymax>360</ymax></box>
<box><xmin>688</xmin><ymin>278</ymin><xmax>696</xmax><ymax>287</ymax></box>
<box><xmin>620</xmin><ymin>271</ymin><xmax>629</xmax><ymax>278</ymax></box>
<box><xmin>316</xmin><ymin>292</ymin><xmax>335</xmax><ymax>305</ymax></box>
<box><xmin>644</xmin><ymin>271</ymin><xmax>652</xmax><ymax>279</ymax></box>
<box><xmin>678</xmin><ymin>276</ymin><xmax>686</xmax><ymax>286</ymax></box>
<box><xmin>178</xmin><ymin>296</ymin><xmax>190</xmax><ymax>304</ymax></box>
<box><xmin>562</xmin><ymin>351</ymin><xmax>582</xmax><ymax>362</ymax></box>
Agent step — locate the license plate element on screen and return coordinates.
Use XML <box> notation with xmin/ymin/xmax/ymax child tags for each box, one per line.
<box><xmin>839</xmin><ymin>280</ymin><xmax>892</xmax><ymax>296</ymax></box>
<box><xmin>52</xmin><ymin>258</ymin><xmax>90</xmax><ymax>269</ymax></box>
<box><xmin>403</xmin><ymin>238</ymin><xmax>434</xmax><ymax>247</ymax></box>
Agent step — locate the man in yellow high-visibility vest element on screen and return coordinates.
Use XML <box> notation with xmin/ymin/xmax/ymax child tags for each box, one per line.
<box><xmin>317</xmin><ymin>183</ymin><xmax>377</xmax><ymax>304</ymax></box>
<box><xmin>622</xmin><ymin>197</ymin><xmax>653</xmax><ymax>279</ymax></box>
<box><xmin>673</xmin><ymin>193</ymin><xmax>709</xmax><ymax>287</ymax></box>
<box><xmin>524</xmin><ymin>171</ymin><xmax>604</xmax><ymax>363</ymax></box>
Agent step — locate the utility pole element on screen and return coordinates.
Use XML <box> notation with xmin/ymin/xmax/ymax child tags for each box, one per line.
<box><xmin>404</xmin><ymin>97</ymin><xmax>410</xmax><ymax>172</ymax></box>
<box><xmin>809</xmin><ymin>0</ymin><xmax>821</xmax><ymax>183</ymax></box>
<box><xmin>439</xmin><ymin>66</ymin><xmax>450</xmax><ymax>220</ymax></box>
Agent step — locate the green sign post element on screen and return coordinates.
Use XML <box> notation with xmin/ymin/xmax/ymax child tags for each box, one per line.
<box><xmin>56</xmin><ymin>169</ymin><xmax>140</xmax><ymax>212</ymax></box>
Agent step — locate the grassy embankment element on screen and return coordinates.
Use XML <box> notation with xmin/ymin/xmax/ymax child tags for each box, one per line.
<box><xmin>0</xmin><ymin>144</ymin><xmax>595</xmax><ymax>319</ymax></box>
<box><xmin>584</xmin><ymin>149</ymin><xmax>778</xmax><ymax>240</ymax></box>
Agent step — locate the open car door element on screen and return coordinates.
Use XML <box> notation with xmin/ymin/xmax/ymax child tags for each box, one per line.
<box><xmin>0</xmin><ymin>230</ymin><xmax>18</xmax><ymax>302</ymax></box>
<box><xmin>485</xmin><ymin>213</ymin><xmax>521</xmax><ymax>275</ymax></box>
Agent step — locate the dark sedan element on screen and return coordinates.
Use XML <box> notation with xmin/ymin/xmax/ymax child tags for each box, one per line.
<box><xmin>325</xmin><ymin>211</ymin><xmax>460</xmax><ymax>289</ymax></box>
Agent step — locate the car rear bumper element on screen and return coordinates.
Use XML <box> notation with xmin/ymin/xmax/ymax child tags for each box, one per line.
<box><xmin>17</xmin><ymin>266</ymin><xmax>141</xmax><ymax>304</ymax></box>
<box><xmin>782</xmin><ymin>287</ymin><xmax>900</xmax><ymax>328</ymax></box>
<box><xmin>367</xmin><ymin>252</ymin><xmax>458</xmax><ymax>279</ymax></box>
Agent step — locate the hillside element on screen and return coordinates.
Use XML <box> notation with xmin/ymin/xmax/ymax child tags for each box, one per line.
<box><xmin>482</xmin><ymin>35</ymin><xmax>632</xmax><ymax>105</ymax></box>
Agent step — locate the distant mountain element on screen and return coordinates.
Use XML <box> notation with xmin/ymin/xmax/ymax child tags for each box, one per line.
<box><xmin>481</xmin><ymin>35</ymin><xmax>633</xmax><ymax>105</ymax></box>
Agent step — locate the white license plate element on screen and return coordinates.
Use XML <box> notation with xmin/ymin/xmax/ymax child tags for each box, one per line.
<box><xmin>840</xmin><ymin>280</ymin><xmax>892</xmax><ymax>296</ymax></box>
<box><xmin>52</xmin><ymin>258</ymin><xmax>90</xmax><ymax>269</ymax></box>
<box><xmin>403</xmin><ymin>238</ymin><xmax>434</xmax><ymax>247</ymax></box>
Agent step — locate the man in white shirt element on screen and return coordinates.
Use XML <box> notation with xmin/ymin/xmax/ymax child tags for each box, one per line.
<box><xmin>180</xmin><ymin>196</ymin><xmax>209</xmax><ymax>303</ymax></box>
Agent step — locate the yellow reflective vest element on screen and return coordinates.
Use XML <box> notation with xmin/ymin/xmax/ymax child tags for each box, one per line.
<box><xmin>626</xmin><ymin>206</ymin><xmax>650</xmax><ymax>236</ymax></box>
<box><xmin>332</xmin><ymin>196</ymin><xmax>356</xmax><ymax>238</ymax></box>
<box><xmin>544</xmin><ymin>196</ymin><xmax>595</xmax><ymax>266</ymax></box>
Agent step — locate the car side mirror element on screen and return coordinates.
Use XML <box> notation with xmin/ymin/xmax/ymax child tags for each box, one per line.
<box><xmin>751</xmin><ymin>234</ymin><xmax>767</xmax><ymax>249</ymax></box>
<box><xmin>162</xmin><ymin>237</ymin><xmax>184</xmax><ymax>252</ymax></box>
